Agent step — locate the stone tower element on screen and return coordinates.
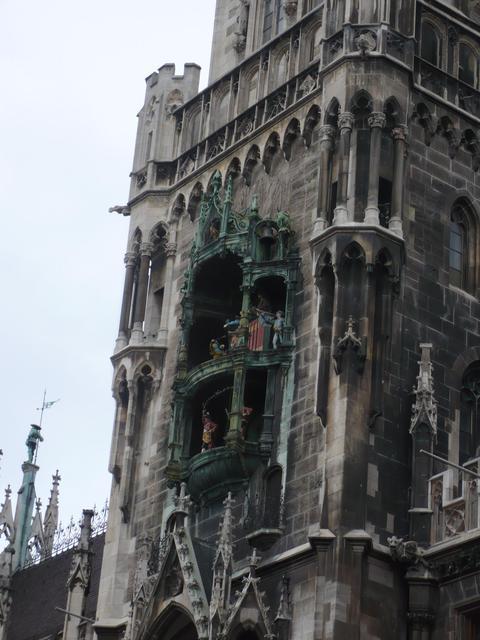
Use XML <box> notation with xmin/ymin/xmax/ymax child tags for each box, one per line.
<box><xmin>95</xmin><ymin>1</ymin><xmax>480</xmax><ymax>638</ymax></box>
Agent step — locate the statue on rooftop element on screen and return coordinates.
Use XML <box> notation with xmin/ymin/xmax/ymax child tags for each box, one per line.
<box><xmin>25</xmin><ymin>425</ymin><xmax>43</xmax><ymax>464</ymax></box>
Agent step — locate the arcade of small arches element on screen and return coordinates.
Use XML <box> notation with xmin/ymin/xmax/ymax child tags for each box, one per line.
<box><xmin>173</xmin><ymin>91</ymin><xmax>411</xmax><ymax>238</ymax></box>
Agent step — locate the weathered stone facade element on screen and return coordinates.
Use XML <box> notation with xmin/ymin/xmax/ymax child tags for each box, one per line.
<box><xmin>96</xmin><ymin>1</ymin><xmax>480</xmax><ymax>639</ymax></box>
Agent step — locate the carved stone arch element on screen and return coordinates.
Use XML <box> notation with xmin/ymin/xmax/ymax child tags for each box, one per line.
<box><xmin>133</xmin><ymin>361</ymin><xmax>155</xmax><ymax>385</ymax></box>
<box><xmin>303</xmin><ymin>104</ymin><xmax>321</xmax><ymax>147</ymax></box>
<box><xmin>324</xmin><ymin>97</ymin><xmax>340</xmax><ymax>125</ymax></box>
<box><xmin>184</xmin><ymin>105</ymin><xmax>202</xmax><ymax>151</ymax></box>
<box><xmin>463</xmin><ymin>129</ymin><xmax>480</xmax><ymax>171</ymax></box>
<box><xmin>262</xmin><ymin>131</ymin><xmax>282</xmax><ymax>174</ymax></box>
<box><xmin>150</xmin><ymin>221</ymin><xmax>169</xmax><ymax>256</ymax></box>
<box><xmin>451</xmin><ymin>347</ymin><xmax>480</xmax><ymax>389</ymax></box>
<box><xmin>241</xmin><ymin>63</ymin><xmax>260</xmax><ymax>111</ymax></box>
<box><xmin>243</xmin><ymin>145</ymin><xmax>261</xmax><ymax>186</ymax></box>
<box><xmin>130</xmin><ymin>227</ymin><xmax>143</xmax><ymax>254</ymax></box>
<box><xmin>315</xmin><ymin>248</ymin><xmax>334</xmax><ymax>283</ymax></box>
<box><xmin>340</xmin><ymin>240</ymin><xmax>366</xmax><ymax>265</ymax></box>
<box><xmin>301</xmin><ymin>17</ymin><xmax>323</xmax><ymax>64</ymax></box>
<box><xmin>350</xmin><ymin>90</ymin><xmax>373</xmax><ymax>118</ymax></box>
<box><xmin>212</xmin><ymin>83</ymin><xmax>231</xmax><ymax>130</ymax></box>
<box><xmin>187</xmin><ymin>182</ymin><xmax>204</xmax><ymax>221</ymax></box>
<box><xmin>146</xmin><ymin>603</ymin><xmax>198</xmax><ymax>640</ymax></box>
<box><xmin>383</xmin><ymin>97</ymin><xmax>404</xmax><ymax>129</ymax></box>
<box><xmin>272</xmin><ymin>43</ymin><xmax>290</xmax><ymax>86</ymax></box>
<box><xmin>438</xmin><ymin>115</ymin><xmax>461</xmax><ymax>159</ymax></box>
<box><xmin>226</xmin><ymin>156</ymin><xmax>242</xmax><ymax>183</ymax></box>
<box><xmin>165</xmin><ymin>89</ymin><xmax>184</xmax><ymax>116</ymax></box>
<box><xmin>206</xmin><ymin>169</ymin><xmax>223</xmax><ymax>195</ymax></box>
<box><xmin>412</xmin><ymin>102</ymin><xmax>437</xmax><ymax>146</ymax></box>
<box><xmin>282</xmin><ymin>118</ymin><xmax>302</xmax><ymax>161</ymax></box>
<box><xmin>170</xmin><ymin>193</ymin><xmax>186</xmax><ymax>222</ymax></box>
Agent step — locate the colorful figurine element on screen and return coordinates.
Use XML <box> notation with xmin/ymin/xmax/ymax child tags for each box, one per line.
<box><xmin>201</xmin><ymin>411</ymin><xmax>218</xmax><ymax>452</ymax></box>
<box><xmin>209</xmin><ymin>338</ymin><xmax>225</xmax><ymax>359</ymax></box>
<box><xmin>241</xmin><ymin>406</ymin><xmax>253</xmax><ymax>439</ymax></box>
<box><xmin>272</xmin><ymin>310</ymin><xmax>285</xmax><ymax>349</ymax></box>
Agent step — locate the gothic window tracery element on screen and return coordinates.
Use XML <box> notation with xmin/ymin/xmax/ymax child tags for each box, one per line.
<box><xmin>262</xmin><ymin>0</ymin><xmax>286</xmax><ymax>44</ymax></box>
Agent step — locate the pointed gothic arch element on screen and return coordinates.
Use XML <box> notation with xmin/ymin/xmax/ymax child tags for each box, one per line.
<box><xmin>243</xmin><ymin>145</ymin><xmax>261</xmax><ymax>186</ymax></box>
<box><xmin>282</xmin><ymin>118</ymin><xmax>301</xmax><ymax>161</ymax></box>
<box><xmin>262</xmin><ymin>131</ymin><xmax>281</xmax><ymax>174</ymax></box>
<box><xmin>148</xmin><ymin>604</ymin><xmax>198</xmax><ymax>640</ymax></box>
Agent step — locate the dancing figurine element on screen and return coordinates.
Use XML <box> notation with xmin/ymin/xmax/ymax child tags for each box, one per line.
<box><xmin>272</xmin><ymin>310</ymin><xmax>285</xmax><ymax>349</ymax></box>
<box><xmin>201</xmin><ymin>411</ymin><xmax>218</xmax><ymax>452</ymax></box>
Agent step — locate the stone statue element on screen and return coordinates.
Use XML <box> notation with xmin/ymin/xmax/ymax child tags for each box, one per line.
<box><xmin>272</xmin><ymin>310</ymin><xmax>285</xmax><ymax>349</ymax></box>
<box><xmin>26</xmin><ymin>425</ymin><xmax>44</xmax><ymax>463</ymax></box>
<box><xmin>201</xmin><ymin>412</ymin><xmax>218</xmax><ymax>452</ymax></box>
<box><xmin>241</xmin><ymin>406</ymin><xmax>253</xmax><ymax>439</ymax></box>
<box><xmin>234</xmin><ymin>0</ymin><xmax>249</xmax><ymax>52</ymax></box>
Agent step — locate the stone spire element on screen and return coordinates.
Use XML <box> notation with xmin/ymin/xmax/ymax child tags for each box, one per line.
<box><xmin>0</xmin><ymin>487</ymin><xmax>14</xmax><ymax>543</ymax></box>
<box><xmin>62</xmin><ymin>510</ymin><xmax>94</xmax><ymax>640</ymax></box>
<box><xmin>410</xmin><ymin>343</ymin><xmax>437</xmax><ymax>436</ymax></box>
<box><xmin>209</xmin><ymin>493</ymin><xmax>235</xmax><ymax>639</ymax></box>
<box><xmin>42</xmin><ymin>470</ymin><xmax>61</xmax><ymax>558</ymax></box>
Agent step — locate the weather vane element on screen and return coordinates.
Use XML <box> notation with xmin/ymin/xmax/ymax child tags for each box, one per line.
<box><xmin>26</xmin><ymin>390</ymin><xmax>60</xmax><ymax>464</ymax></box>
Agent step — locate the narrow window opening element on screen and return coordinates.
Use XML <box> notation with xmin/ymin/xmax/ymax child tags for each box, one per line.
<box><xmin>420</xmin><ymin>22</ymin><xmax>440</xmax><ymax>66</ymax></box>
<box><xmin>459</xmin><ymin>43</ymin><xmax>477</xmax><ymax>87</ymax></box>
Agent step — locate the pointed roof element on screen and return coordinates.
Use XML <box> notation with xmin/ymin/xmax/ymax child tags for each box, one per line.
<box><xmin>0</xmin><ymin>486</ymin><xmax>14</xmax><ymax>541</ymax></box>
<box><xmin>221</xmin><ymin>549</ymin><xmax>275</xmax><ymax>639</ymax></box>
<box><xmin>410</xmin><ymin>343</ymin><xmax>438</xmax><ymax>436</ymax></box>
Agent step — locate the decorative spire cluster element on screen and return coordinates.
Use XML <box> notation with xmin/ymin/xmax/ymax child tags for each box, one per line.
<box><xmin>410</xmin><ymin>343</ymin><xmax>438</xmax><ymax>436</ymax></box>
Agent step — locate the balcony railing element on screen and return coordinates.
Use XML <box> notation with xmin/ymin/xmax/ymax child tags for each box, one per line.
<box><xmin>415</xmin><ymin>57</ymin><xmax>480</xmax><ymax>121</ymax></box>
<box><xmin>429</xmin><ymin>459</ymin><xmax>480</xmax><ymax>544</ymax></box>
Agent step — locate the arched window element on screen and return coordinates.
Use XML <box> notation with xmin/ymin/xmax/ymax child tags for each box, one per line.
<box><xmin>420</xmin><ymin>22</ymin><xmax>441</xmax><ymax>66</ymax></box>
<box><xmin>277</xmin><ymin>51</ymin><xmax>289</xmax><ymax>85</ymax></box>
<box><xmin>449</xmin><ymin>199</ymin><xmax>478</xmax><ymax>294</ymax></box>
<box><xmin>215</xmin><ymin>91</ymin><xmax>230</xmax><ymax>129</ymax></box>
<box><xmin>186</xmin><ymin>110</ymin><xmax>201</xmax><ymax>150</ymax></box>
<box><xmin>459</xmin><ymin>43</ymin><xmax>477</xmax><ymax>87</ymax></box>
<box><xmin>449</xmin><ymin>218</ymin><xmax>465</xmax><ymax>288</ymax></box>
<box><xmin>460</xmin><ymin>363</ymin><xmax>480</xmax><ymax>464</ymax></box>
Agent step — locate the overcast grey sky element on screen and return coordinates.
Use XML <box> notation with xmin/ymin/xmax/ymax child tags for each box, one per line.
<box><xmin>0</xmin><ymin>0</ymin><xmax>215</xmax><ymax>527</ymax></box>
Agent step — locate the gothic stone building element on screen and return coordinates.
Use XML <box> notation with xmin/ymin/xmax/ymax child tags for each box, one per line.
<box><xmin>91</xmin><ymin>1</ymin><xmax>480</xmax><ymax>639</ymax></box>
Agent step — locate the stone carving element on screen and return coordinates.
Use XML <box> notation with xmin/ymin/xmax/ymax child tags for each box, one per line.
<box><xmin>387</xmin><ymin>536</ymin><xmax>428</xmax><ymax>567</ymax></box>
<box><xmin>333</xmin><ymin>317</ymin><xmax>366</xmax><ymax>374</ymax></box>
<box><xmin>109</xmin><ymin>204</ymin><xmax>131</xmax><ymax>216</ymax></box>
<box><xmin>165</xmin><ymin>89</ymin><xmax>184</xmax><ymax>116</ymax></box>
<box><xmin>283</xmin><ymin>0</ymin><xmax>297</xmax><ymax>17</ymax></box>
<box><xmin>354</xmin><ymin>30</ymin><xmax>377</xmax><ymax>55</ymax></box>
<box><xmin>410</xmin><ymin>343</ymin><xmax>437</xmax><ymax>436</ymax></box>
<box><xmin>234</xmin><ymin>0</ymin><xmax>249</xmax><ymax>53</ymax></box>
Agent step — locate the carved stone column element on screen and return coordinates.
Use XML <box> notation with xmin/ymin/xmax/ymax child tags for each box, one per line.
<box><xmin>119</xmin><ymin>381</ymin><xmax>136</xmax><ymax>522</ymax></box>
<box><xmin>389</xmin><ymin>126</ymin><xmax>408</xmax><ymax>237</ymax></box>
<box><xmin>364</xmin><ymin>112</ymin><xmax>386</xmax><ymax>225</ymax></box>
<box><xmin>225</xmin><ymin>366</ymin><xmax>247</xmax><ymax>450</ymax></box>
<box><xmin>131</xmin><ymin>243</ymin><xmax>152</xmax><ymax>344</ymax></box>
<box><xmin>116</xmin><ymin>252</ymin><xmax>137</xmax><ymax>350</ymax></box>
<box><xmin>159</xmin><ymin>242</ymin><xmax>177</xmax><ymax>337</ymax></box>
<box><xmin>333</xmin><ymin>112</ymin><xmax>354</xmax><ymax>225</ymax></box>
<box><xmin>313</xmin><ymin>125</ymin><xmax>336</xmax><ymax>236</ymax></box>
